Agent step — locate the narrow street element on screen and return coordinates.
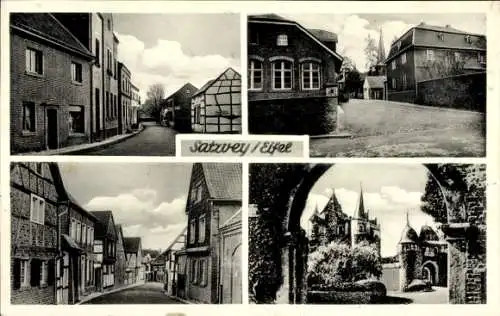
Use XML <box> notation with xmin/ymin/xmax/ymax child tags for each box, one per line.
<box><xmin>83</xmin><ymin>282</ymin><xmax>183</xmax><ymax>304</ymax></box>
<box><xmin>77</xmin><ymin>122</ymin><xmax>178</xmax><ymax>156</ymax></box>
<box><xmin>310</xmin><ymin>99</ymin><xmax>485</xmax><ymax>157</ymax></box>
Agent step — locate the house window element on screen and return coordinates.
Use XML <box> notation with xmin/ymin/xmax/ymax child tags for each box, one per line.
<box><xmin>198</xmin><ymin>215</ymin><xmax>206</xmax><ymax>242</ymax></box>
<box><xmin>95</xmin><ymin>38</ymin><xmax>100</xmax><ymax>66</ymax></box>
<box><xmin>277</xmin><ymin>34</ymin><xmax>288</xmax><ymax>46</ymax></box>
<box><xmin>392</xmin><ymin>78</ymin><xmax>396</xmax><ymax>90</ymax></box>
<box><xmin>478</xmin><ymin>52</ymin><xmax>485</xmax><ymax>64</ymax></box>
<box><xmin>77</xmin><ymin>221</ymin><xmax>82</xmax><ymax>243</ymax></box>
<box><xmin>189</xmin><ymin>219</ymin><xmax>196</xmax><ymax>244</ymax></box>
<box><xmin>106</xmin><ymin>92</ymin><xmax>110</xmax><ymax>118</ymax></box>
<box><xmin>437</xmin><ymin>33</ymin><xmax>444</xmax><ymax>41</ymax></box>
<box><xmin>82</xmin><ymin>224</ymin><xmax>87</xmax><ymax>245</ymax></box>
<box><xmin>301</xmin><ymin>62</ymin><xmax>321</xmax><ymax>90</ymax></box>
<box><xmin>190</xmin><ymin>259</ymin><xmax>197</xmax><ymax>283</ymax></box>
<box><xmin>71</xmin><ymin>62</ymin><xmax>83</xmax><ymax>83</ymax></box>
<box><xmin>195</xmin><ymin>105</ymin><xmax>201</xmax><ymax>124</ymax></box>
<box><xmin>397</xmin><ymin>41</ymin><xmax>401</xmax><ymax>49</ymax></box>
<box><xmin>272</xmin><ymin>60</ymin><xmax>293</xmax><ymax>90</ymax></box>
<box><xmin>71</xmin><ymin>219</ymin><xmax>76</xmax><ymax>240</ymax></box>
<box><xmin>402</xmin><ymin>73</ymin><xmax>407</xmax><ymax>89</ymax></box>
<box><xmin>199</xmin><ymin>259</ymin><xmax>208</xmax><ymax>286</ymax></box>
<box><xmin>248</xmin><ymin>60</ymin><xmax>263</xmax><ymax>90</ymax></box>
<box><xmin>454</xmin><ymin>52</ymin><xmax>462</xmax><ymax>62</ymax></box>
<box><xmin>107</xmin><ymin>49</ymin><xmax>113</xmax><ymax>74</ymax></box>
<box><xmin>401</xmin><ymin>52</ymin><xmax>407</xmax><ymax>64</ymax></box>
<box><xmin>22</xmin><ymin>102</ymin><xmax>35</xmax><ymax>132</ymax></box>
<box><xmin>465</xmin><ymin>35</ymin><xmax>472</xmax><ymax>44</ymax></box>
<box><xmin>26</xmin><ymin>48</ymin><xmax>43</xmax><ymax>75</ymax></box>
<box><xmin>358</xmin><ymin>224</ymin><xmax>365</xmax><ymax>233</ymax></box>
<box><xmin>30</xmin><ymin>194</ymin><xmax>45</xmax><ymax>225</ymax></box>
<box><xmin>13</xmin><ymin>259</ymin><xmax>30</xmax><ymax>289</ymax></box>
<box><xmin>34</xmin><ymin>163</ymin><xmax>43</xmax><ymax>176</ymax></box>
<box><xmin>426</xmin><ymin>49</ymin><xmax>435</xmax><ymax>61</ymax></box>
<box><xmin>391</xmin><ymin>60</ymin><xmax>396</xmax><ymax>70</ymax></box>
<box><xmin>69</xmin><ymin>106</ymin><xmax>84</xmax><ymax>134</ymax></box>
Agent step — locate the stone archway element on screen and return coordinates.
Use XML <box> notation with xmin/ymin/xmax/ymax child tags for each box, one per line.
<box><xmin>272</xmin><ymin>163</ymin><xmax>485</xmax><ymax>304</ymax></box>
<box><xmin>422</xmin><ymin>260</ymin><xmax>439</xmax><ymax>285</ymax></box>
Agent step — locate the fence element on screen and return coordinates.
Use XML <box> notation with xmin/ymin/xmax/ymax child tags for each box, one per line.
<box><xmin>416</xmin><ymin>72</ymin><xmax>486</xmax><ymax>112</ymax></box>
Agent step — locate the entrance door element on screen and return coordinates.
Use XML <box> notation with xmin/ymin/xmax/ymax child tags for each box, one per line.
<box><xmin>95</xmin><ymin>268</ymin><xmax>102</xmax><ymax>291</ymax></box>
<box><xmin>46</xmin><ymin>109</ymin><xmax>58</xmax><ymax>149</ymax></box>
<box><xmin>231</xmin><ymin>244</ymin><xmax>242</xmax><ymax>303</ymax></box>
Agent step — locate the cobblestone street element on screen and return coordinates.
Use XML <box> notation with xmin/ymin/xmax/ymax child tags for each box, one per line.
<box><xmin>83</xmin><ymin>283</ymin><xmax>183</xmax><ymax>304</ymax></box>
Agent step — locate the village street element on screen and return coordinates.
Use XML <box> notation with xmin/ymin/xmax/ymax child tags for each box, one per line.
<box><xmin>83</xmin><ymin>282</ymin><xmax>184</xmax><ymax>304</ymax></box>
<box><xmin>310</xmin><ymin>99</ymin><xmax>485</xmax><ymax>157</ymax></box>
<box><xmin>76</xmin><ymin>122</ymin><xmax>177</xmax><ymax>156</ymax></box>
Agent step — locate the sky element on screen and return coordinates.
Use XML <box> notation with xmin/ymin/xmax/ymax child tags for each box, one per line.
<box><xmin>301</xmin><ymin>164</ymin><xmax>441</xmax><ymax>258</ymax></box>
<box><xmin>113</xmin><ymin>14</ymin><xmax>241</xmax><ymax>101</ymax></box>
<box><xmin>59</xmin><ymin>162</ymin><xmax>192</xmax><ymax>251</ymax></box>
<box><xmin>283</xmin><ymin>13</ymin><xmax>486</xmax><ymax>72</ymax></box>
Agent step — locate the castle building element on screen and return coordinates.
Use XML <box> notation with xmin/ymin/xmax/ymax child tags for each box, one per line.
<box><xmin>308</xmin><ymin>185</ymin><xmax>381</xmax><ymax>254</ymax></box>
<box><xmin>397</xmin><ymin>213</ymin><xmax>448</xmax><ymax>291</ymax></box>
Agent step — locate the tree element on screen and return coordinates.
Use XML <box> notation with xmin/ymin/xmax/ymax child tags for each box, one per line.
<box><xmin>146</xmin><ymin>83</ymin><xmax>165</xmax><ymax>122</ymax></box>
<box><xmin>307</xmin><ymin>241</ymin><xmax>382</xmax><ymax>288</ymax></box>
<box><xmin>364</xmin><ymin>34</ymin><xmax>378</xmax><ymax>71</ymax></box>
<box><xmin>345</xmin><ymin>68</ymin><xmax>362</xmax><ymax>94</ymax></box>
<box><xmin>340</xmin><ymin>56</ymin><xmax>356</xmax><ymax>74</ymax></box>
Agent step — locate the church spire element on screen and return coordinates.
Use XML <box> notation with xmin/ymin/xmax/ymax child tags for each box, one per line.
<box><xmin>354</xmin><ymin>183</ymin><xmax>367</xmax><ymax>219</ymax></box>
<box><xmin>377</xmin><ymin>27</ymin><xmax>386</xmax><ymax>64</ymax></box>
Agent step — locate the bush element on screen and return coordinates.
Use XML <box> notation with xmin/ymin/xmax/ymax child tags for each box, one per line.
<box><xmin>307</xmin><ymin>241</ymin><xmax>382</xmax><ymax>288</ymax></box>
<box><xmin>355</xmin><ymin>279</ymin><xmax>387</xmax><ymax>301</ymax></box>
<box><xmin>406</xmin><ymin>279</ymin><xmax>432</xmax><ymax>292</ymax></box>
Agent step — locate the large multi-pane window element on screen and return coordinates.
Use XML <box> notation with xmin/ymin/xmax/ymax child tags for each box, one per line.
<box><xmin>198</xmin><ymin>215</ymin><xmax>206</xmax><ymax>242</ymax></box>
<box><xmin>71</xmin><ymin>62</ymin><xmax>83</xmax><ymax>83</ymax></box>
<box><xmin>272</xmin><ymin>60</ymin><xmax>293</xmax><ymax>90</ymax></box>
<box><xmin>248</xmin><ymin>60</ymin><xmax>263</xmax><ymax>90</ymax></box>
<box><xmin>30</xmin><ymin>194</ymin><xmax>45</xmax><ymax>225</ymax></box>
<box><xmin>69</xmin><ymin>106</ymin><xmax>84</xmax><ymax>134</ymax></box>
<box><xmin>301</xmin><ymin>62</ymin><xmax>321</xmax><ymax>90</ymax></box>
<box><xmin>189</xmin><ymin>219</ymin><xmax>196</xmax><ymax>244</ymax></box>
<box><xmin>26</xmin><ymin>48</ymin><xmax>43</xmax><ymax>75</ymax></box>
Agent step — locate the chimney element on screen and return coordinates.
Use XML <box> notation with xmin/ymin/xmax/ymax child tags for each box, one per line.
<box><xmin>445</xmin><ymin>24</ymin><xmax>451</xmax><ymax>28</ymax></box>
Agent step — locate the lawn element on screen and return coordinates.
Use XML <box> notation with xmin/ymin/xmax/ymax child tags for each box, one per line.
<box><xmin>310</xmin><ymin>99</ymin><xmax>485</xmax><ymax>157</ymax></box>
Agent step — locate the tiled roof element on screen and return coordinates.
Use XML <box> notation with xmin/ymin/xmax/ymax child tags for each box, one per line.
<box><xmin>308</xmin><ymin>28</ymin><xmax>338</xmax><ymax>42</ymax></box>
<box><xmin>166</xmin><ymin>82</ymin><xmax>198</xmax><ymax>101</ymax></box>
<box><xmin>201</xmin><ymin>163</ymin><xmax>242</xmax><ymax>200</ymax></box>
<box><xmin>123</xmin><ymin>237</ymin><xmax>141</xmax><ymax>253</ymax></box>
<box><xmin>90</xmin><ymin>211</ymin><xmax>114</xmax><ymax>238</ymax></box>
<box><xmin>416</xmin><ymin>23</ymin><xmax>480</xmax><ymax>36</ymax></box>
<box><xmin>10</xmin><ymin>13</ymin><xmax>93</xmax><ymax>58</ymax></box>
<box><xmin>248</xmin><ymin>14</ymin><xmax>293</xmax><ymax>23</ymax></box>
<box><xmin>365</xmin><ymin>76</ymin><xmax>386</xmax><ymax>89</ymax></box>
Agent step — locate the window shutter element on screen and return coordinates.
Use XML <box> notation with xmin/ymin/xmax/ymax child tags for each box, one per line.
<box><xmin>13</xmin><ymin>259</ymin><xmax>21</xmax><ymax>289</ymax></box>
<box><xmin>47</xmin><ymin>260</ymin><xmax>55</xmax><ymax>285</ymax></box>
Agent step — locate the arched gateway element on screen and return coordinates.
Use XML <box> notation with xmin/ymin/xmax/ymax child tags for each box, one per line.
<box><xmin>249</xmin><ymin>163</ymin><xmax>486</xmax><ymax>304</ymax></box>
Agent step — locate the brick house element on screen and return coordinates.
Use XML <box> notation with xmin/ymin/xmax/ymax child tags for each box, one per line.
<box><xmin>118</xmin><ymin>62</ymin><xmax>132</xmax><ymax>134</ymax></box>
<box><xmin>191</xmin><ymin>68</ymin><xmax>242</xmax><ymax>134</ymax></box>
<box><xmin>53</xmin><ymin>13</ymin><xmax>120</xmax><ymax>140</ymax></box>
<box><xmin>90</xmin><ymin>211</ymin><xmax>117</xmax><ymax>291</ymax></box>
<box><xmin>123</xmin><ymin>237</ymin><xmax>143</xmax><ymax>284</ymax></box>
<box><xmin>114</xmin><ymin>225</ymin><xmax>127</xmax><ymax>287</ymax></box>
<box><xmin>247</xmin><ymin>14</ymin><xmax>343</xmax><ymax>134</ymax></box>
<box><xmin>56</xmin><ymin>192</ymin><xmax>98</xmax><ymax>304</ymax></box>
<box><xmin>130</xmin><ymin>83</ymin><xmax>140</xmax><ymax>127</ymax></box>
<box><xmin>162</xmin><ymin>83</ymin><xmax>198</xmax><ymax>132</ymax></box>
<box><xmin>385</xmin><ymin>22</ymin><xmax>487</xmax><ymax>103</ymax></box>
<box><xmin>10</xmin><ymin>13</ymin><xmax>94</xmax><ymax>154</ymax></box>
<box><xmin>178</xmin><ymin>163</ymin><xmax>242</xmax><ymax>303</ymax></box>
<box><xmin>10</xmin><ymin>162</ymin><xmax>65</xmax><ymax>304</ymax></box>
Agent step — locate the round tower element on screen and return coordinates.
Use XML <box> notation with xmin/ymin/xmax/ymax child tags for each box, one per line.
<box><xmin>398</xmin><ymin>212</ymin><xmax>419</xmax><ymax>292</ymax></box>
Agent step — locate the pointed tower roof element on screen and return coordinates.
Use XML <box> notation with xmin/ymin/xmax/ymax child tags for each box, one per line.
<box><xmin>309</xmin><ymin>203</ymin><xmax>320</xmax><ymax>222</ymax></box>
<box><xmin>377</xmin><ymin>28</ymin><xmax>386</xmax><ymax>63</ymax></box>
<box><xmin>354</xmin><ymin>183</ymin><xmax>367</xmax><ymax>219</ymax></box>
<box><xmin>399</xmin><ymin>211</ymin><xmax>418</xmax><ymax>244</ymax></box>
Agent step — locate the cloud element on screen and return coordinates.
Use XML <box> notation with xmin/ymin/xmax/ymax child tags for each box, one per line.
<box><xmin>302</xmin><ymin>186</ymin><xmax>436</xmax><ymax>257</ymax></box>
<box><xmin>85</xmin><ymin>189</ymin><xmax>187</xmax><ymax>230</ymax></box>
<box><xmin>116</xmin><ymin>33</ymin><xmax>240</xmax><ymax>100</ymax></box>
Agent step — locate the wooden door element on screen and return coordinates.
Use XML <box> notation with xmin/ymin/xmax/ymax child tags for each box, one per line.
<box><xmin>46</xmin><ymin>109</ymin><xmax>58</xmax><ymax>149</ymax></box>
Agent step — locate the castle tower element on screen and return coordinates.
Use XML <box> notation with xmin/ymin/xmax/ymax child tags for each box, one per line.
<box><xmin>398</xmin><ymin>212</ymin><xmax>419</xmax><ymax>292</ymax></box>
<box><xmin>308</xmin><ymin>203</ymin><xmax>321</xmax><ymax>250</ymax></box>
<box><xmin>323</xmin><ymin>190</ymin><xmax>343</xmax><ymax>242</ymax></box>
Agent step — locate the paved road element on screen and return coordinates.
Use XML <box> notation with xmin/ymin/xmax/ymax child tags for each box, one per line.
<box><xmin>384</xmin><ymin>286</ymin><xmax>448</xmax><ymax>304</ymax></box>
<box><xmin>81</xmin><ymin>122</ymin><xmax>177</xmax><ymax>156</ymax></box>
<box><xmin>310</xmin><ymin>99</ymin><xmax>485</xmax><ymax>157</ymax></box>
<box><xmin>83</xmin><ymin>282</ymin><xmax>183</xmax><ymax>304</ymax></box>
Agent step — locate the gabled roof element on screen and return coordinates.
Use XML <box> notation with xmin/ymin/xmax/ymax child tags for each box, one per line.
<box><xmin>10</xmin><ymin>13</ymin><xmax>93</xmax><ymax>60</ymax></box>
<box><xmin>201</xmin><ymin>163</ymin><xmax>242</xmax><ymax>200</ymax></box>
<box><xmin>123</xmin><ymin>237</ymin><xmax>141</xmax><ymax>253</ymax></box>
<box><xmin>308</xmin><ymin>29</ymin><xmax>338</xmax><ymax>42</ymax></box>
<box><xmin>192</xmin><ymin>79</ymin><xmax>215</xmax><ymax>98</ymax></box>
<box><xmin>365</xmin><ymin>76</ymin><xmax>386</xmax><ymax>89</ymax></box>
<box><xmin>248</xmin><ymin>13</ymin><xmax>343</xmax><ymax>68</ymax></box>
<box><xmin>165</xmin><ymin>82</ymin><xmax>198</xmax><ymax>101</ymax></box>
<box><xmin>90</xmin><ymin>211</ymin><xmax>116</xmax><ymax>239</ymax></box>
